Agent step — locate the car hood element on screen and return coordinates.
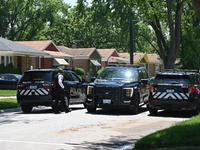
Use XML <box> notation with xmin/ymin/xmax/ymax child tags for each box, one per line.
<box><xmin>93</xmin><ymin>79</ymin><xmax>137</xmax><ymax>87</ymax></box>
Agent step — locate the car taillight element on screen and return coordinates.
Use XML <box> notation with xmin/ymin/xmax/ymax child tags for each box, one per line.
<box><xmin>42</xmin><ymin>83</ymin><xmax>56</xmax><ymax>88</ymax></box>
<box><xmin>188</xmin><ymin>86</ymin><xmax>195</xmax><ymax>94</ymax></box>
<box><xmin>17</xmin><ymin>84</ymin><xmax>25</xmax><ymax>89</ymax></box>
<box><xmin>149</xmin><ymin>85</ymin><xmax>154</xmax><ymax>93</ymax></box>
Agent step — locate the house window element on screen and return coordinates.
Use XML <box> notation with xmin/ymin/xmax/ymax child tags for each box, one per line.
<box><xmin>0</xmin><ymin>56</ymin><xmax>14</xmax><ymax>66</ymax></box>
<box><xmin>1</xmin><ymin>56</ymin><xmax>4</xmax><ymax>65</ymax></box>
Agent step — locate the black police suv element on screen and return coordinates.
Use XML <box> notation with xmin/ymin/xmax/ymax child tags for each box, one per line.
<box><xmin>149</xmin><ymin>69</ymin><xmax>200</xmax><ymax>115</ymax></box>
<box><xmin>17</xmin><ymin>69</ymin><xmax>87</xmax><ymax>113</ymax></box>
<box><xmin>86</xmin><ymin>65</ymin><xmax>150</xmax><ymax>114</ymax></box>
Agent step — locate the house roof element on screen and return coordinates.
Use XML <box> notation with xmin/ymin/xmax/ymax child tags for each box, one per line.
<box><xmin>108</xmin><ymin>56</ymin><xmax>129</xmax><ymax>63</ymax></box>
<box><xmin>57</xmin><ymin>46</ymin><xmax>98</xmax><ymax>59</ymax></box>
<box><xmin>118</xmin><ymin>52</ymin><xmax>130</xmax><ymax>60</ymax></box>
<box><xmin>97</xmin><ymin>49</ymin><xmax>118</xmax><ymax>61</ymax></box>
<box><xmin>16</xmin><ymin>40</ymin><xmax>54</xmax><ymax>51</ymax></box>
<box><xmin>0</xmin><ymin>37</ymin><xmax>49</xmax><ymax>56</ymax></box>
<box><xmin>118</xmin><ymin>52</ymin><xmax>145</xmax><ymax>63</ymax></box>
<box><xmin>16</xmin><ymin>40</ymin><xmax>73</xmax><ymax>58</ymax></box>
<box><xmin>144</xmin><ymin>54</ymin><xmax>163</xmax><ymax>64</ymax></box>
<box><xmin>43</xmin><ymin>50</ymin><xmax>74</xmax><ymax>59</ymax></box>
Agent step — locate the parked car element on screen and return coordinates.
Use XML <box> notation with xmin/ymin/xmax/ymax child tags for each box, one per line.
<box><xmin>86</xmin><ymin>65</ymin><xmax>150</xmax><ymax>114</ymax></box>
<box><xmin>17</xmin><ymin>69</ymin><xmax>87</xmax><ymax>113</ymax></box>
<box><xmin>149</xmin><ymin>69</ymin><xmax>200</xmax><ymax>115</ymax></box>
<box><xmin>0</xmin><ymin>74</ymin><xmax>22</xmax><ymax>90</ymax></box>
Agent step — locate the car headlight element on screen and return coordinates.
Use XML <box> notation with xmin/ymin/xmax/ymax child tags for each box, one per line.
<box><xmin>87</xmin><ymin>86</ymin><xmax>93</xmax><ymax>95</ymax></box>
<box><xmin>124</xmin><ymin>88</ymin><xmax>133</xmax><ymax>97</ymax></box>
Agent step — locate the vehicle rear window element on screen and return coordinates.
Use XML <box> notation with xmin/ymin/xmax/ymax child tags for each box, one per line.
<box><xmin>154</xmin><ymin>74</ymin><xmax>191</xmax><ymax>84</ymax></box>
<box><xmin>20</xmin><ymin>71</ymin><xmax>53</xmax><ymax>83</ymax></box>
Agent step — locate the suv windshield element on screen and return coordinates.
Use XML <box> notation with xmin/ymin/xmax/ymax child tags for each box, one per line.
<box><xmin>97</xmin><ymin>68</ymin><xmax>138</xmax><ymax>81</ymax></box>
<box><xmin>154</xmin><ymin>74</ymin><xmax>191</xmax><ymax>84</ymax></box>
<box><xmin>20</xmin><ymin>71</ymin><xmax>53</xmax><ymax>83</ymax></box>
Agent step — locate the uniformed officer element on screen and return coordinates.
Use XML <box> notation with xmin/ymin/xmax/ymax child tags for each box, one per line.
<box><xmin>54</xmin><ymin>68</ymin><xmax>70</xmax><ymax>114</ymax></box>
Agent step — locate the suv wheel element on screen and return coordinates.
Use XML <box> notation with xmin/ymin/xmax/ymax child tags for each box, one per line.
<box><xmin>129</xmin><ymin>95</ymin><xmax>140</xmax><ymax>114</ymax></box>
<box><xmin>21</xmin><ymin>105</ymin><xmax>32</xmax><ymax>113</ymax></box>
<box><xmin>191</xmin><ymin>104</ymin><xmax>199</xmax><ymax>116</ymax></box>
<box><xmin>149</xmin><ymin>107</ymin><xmax>158</xmax><ymax>115</ymax></box>
<box><xmin>86</xmin><ymin>105</ymin><xmax>96</xmax><ymax>113</ymax></box>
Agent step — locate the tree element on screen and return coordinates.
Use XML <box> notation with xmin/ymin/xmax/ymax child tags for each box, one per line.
<box><xmin>192</xmin><ymin>0</ymin><xmax>200</xmax><ymax>21</ymax></box>
<box><xmin>0</xmin><ymin>0</ymin><xmax>64</xmax><ymax>41</ymax></box>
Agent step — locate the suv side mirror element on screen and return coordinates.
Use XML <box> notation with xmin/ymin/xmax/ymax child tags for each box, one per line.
<box><xmin>91</xmin><ymin>77</ymin><xmax>96</xmax><ymax>82</ymax></box>
<box><xmin>81</xmin><ymin>78</ymin><xmax>86</xmax><ymax>83</ymax></box>
<box><xmin>141</xmin><ymin>79</ymin><xmax>148</xmax><ymax>85</ymax></box>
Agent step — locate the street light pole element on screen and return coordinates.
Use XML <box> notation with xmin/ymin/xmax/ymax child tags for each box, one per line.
<box><xmin>129</xmin><ymin>20</ymin><xmax>150</xmax><ymax>64</ymax></box>
<box><xmin>129</xmin><ymin>20</ymin><xmax>133</xmax><ymax>64</ymax></box>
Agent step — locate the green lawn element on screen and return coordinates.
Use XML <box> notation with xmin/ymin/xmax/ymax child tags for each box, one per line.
<box><xmin>0</xmin><ymin>90</ymin><xmax>17</xmax><ymax>97</ymax></box>
<box><xmin>0</xmin><ymin>98</ymin><xmax>19</xmax><ymax>109</ymax></box>
<box><xmin>135</xmin><ymin>115</ymin><xmax>200</xmax><ymax>150</ymax></box>
<box><xmin>0</xmin><ymin>90</ymin><xmax>18</xmax><ymax>109</ymax></box>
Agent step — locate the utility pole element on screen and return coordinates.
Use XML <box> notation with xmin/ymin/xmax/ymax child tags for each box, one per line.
<box><xmin>129</xmin><ymin>20</ymin><xmax>150</xmax><ymax>64</ymax></box>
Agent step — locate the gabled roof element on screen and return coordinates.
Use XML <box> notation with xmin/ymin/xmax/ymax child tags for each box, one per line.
<box><xmin>97</xmin><ymin>49</ymin><xmax>118</xmax><ymax>61</ymax></box>
<box><xmin>0</xmin><ymin>37</ymin><xmax>48</xmax><ymax>56</ymax></box>
<box><xmin>118</xmin><ymin>52</ymin><xmax>130</xmax><ymax>60</ymax></box>
<box><xmin>57</xmin><ymin>46</ymin><xmax>99</xmax><ymax>59</ymax></box>
<box><xmin>16</xmin><ymin>40</ymin><xmax>73</xmax><ymax>59</ymax></box>
<box><xmin>43</xmin><ymin>50</ymin><xmax>74</xmax><ymax>59</ymax></box>
<box><xmin>144</xmin><ymin>54</ymin><xmax>163</xmax><ymax>64</ymax></box>
<box><xmin>108</xmin><ymin>56</ymin><xmax>129</xmax><ymax>63</ymax></box>
<box><xmin>134</xmin><ymin>52</ymin><xmax>145</xmax><ymax>62</ymax></box>
<box><xmin>16</xmin><ymin>40</ymin><xmax>54</xmax><ymax>51</ymax></box>
<box><xmin>118</xmin><ymin>52</ymin><xmax>145</xmax><ymax>63</ymax></box>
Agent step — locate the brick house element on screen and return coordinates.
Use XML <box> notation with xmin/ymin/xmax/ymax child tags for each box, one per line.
<box><xmin>0</xmin><ymin>37</ymin><xmax>49</xmax><ymax>74</ymax></box>
<box><xmin>140</xmin><ymin>54</ymin><xmax>164</xmax><ymax>77</ymax></box>
<box><xmin>118</xmin><ymin>52</ymin><xmax>145</xmax><ymax>64</ymax></box>
<box><xmin>97</xmin><ymin>49</ymin><xmax>128</xmax><ymax>67</ymax></box>
<box><xmin>57</xmin><ymin>46</ymin><xmax>101</xmax><ymax>77</ymax></box>
<box><xmin>17</xmin><ymin>40</ymin><xmax>74</xmax><ymax>69</ymax></box>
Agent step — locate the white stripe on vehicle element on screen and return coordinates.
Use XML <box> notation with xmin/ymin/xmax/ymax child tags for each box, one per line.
<box><xmin>152</xmin><ymin>92</ymin><xmax>189</xmax><ymax>100</ymax></box>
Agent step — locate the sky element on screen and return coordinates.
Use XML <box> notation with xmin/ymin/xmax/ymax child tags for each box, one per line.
<box><xmin>64</xmin><ymin>0</ymin><xmax>92</xmax><ymax>7</ymax></box>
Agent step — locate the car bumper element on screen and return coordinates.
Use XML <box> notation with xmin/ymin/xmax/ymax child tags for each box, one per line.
<box><xmin>86</xmin><ymin>97</ymin><xmax>133</xmax><ymax>109</ymax></box>
<box><xmin>149</xmin><ymin>98</ymin><xmax>198</xmax><ymax>110</ymax></box>
<box><xmin>17</xmin><ymin>95</ymin><xmax>54</xmax><ymax>107</ymax></box>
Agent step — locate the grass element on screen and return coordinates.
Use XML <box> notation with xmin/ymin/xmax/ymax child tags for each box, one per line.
<box><xmin>0</xmin><ymin>98</ymin><xmax>19</xmax><ymax>109</ymax></box>
<box><xmin>134</xmin><ymin>115</ymin><xmax>200</xmax><ymax>150</ymax></box>
<box><xmin>0</xmin><ymin>90</ymin><xmax>16</xmax><ymax>97</ymax></box>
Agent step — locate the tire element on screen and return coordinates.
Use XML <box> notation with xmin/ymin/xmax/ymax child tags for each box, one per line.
<box><xmin>21</xmin><ymin>105</ymin><xmax>32</xmax><ymax>113</ymax></box>
<box><xmin>86</xmin><ymin>105</ymin><xmax>96</xmax><ymax>113</ymax></box>
<box><xmin>191</xmin><ymin>104</ymin><xmax>199</xmax><ymax>116</ymax></box>
<box><xmin>149</xmin><ymin>107</ymin><xmax>158</xmax><ymax>115</ymax></box>
<box><xmin>129</xmin><ymin>95</ymin><xmax>140</xmax><ymax>114</ymax></box>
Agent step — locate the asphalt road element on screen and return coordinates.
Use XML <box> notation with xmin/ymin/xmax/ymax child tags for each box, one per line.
<box><xmin>0</xmin><ymin>105</ymin><xmax>190</xmax><ymax>150</ymax></box>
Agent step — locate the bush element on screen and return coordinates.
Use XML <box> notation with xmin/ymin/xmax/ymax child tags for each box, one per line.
<box><xmin>97</xmin><ymin>67</ymin><xmax>104</xmax><ymax>75</ymax></box>
<box><xmin>0</xmin><ymin>63</ymin><xmax>18</xmax><ymax>74</ymax></box>
<box><xmin>70</xmin><ymin>67</ymin><xmax>85</xmax><ymax>76</ymax></box>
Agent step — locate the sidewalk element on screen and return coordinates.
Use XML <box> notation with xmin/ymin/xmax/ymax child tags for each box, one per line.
<box><xmin>0</xmin><ymin>96</ymin><xmax>16</xmax><ymax>99</ymax></box>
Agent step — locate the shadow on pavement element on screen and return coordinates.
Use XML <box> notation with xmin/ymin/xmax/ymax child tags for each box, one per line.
<box><xmin>64</xmin><ymin>135</ymin><xmax>136</xmax><ymax>150</ymax></box>
<box><xmin>148</xmin><ymin>110</ymin><xmax>194</xmax><ymax>118</ymax></box>
<box><xmin>86</xmin><ymin>107</ymin><xmax>148</xmax><ymax>116</ymax></box>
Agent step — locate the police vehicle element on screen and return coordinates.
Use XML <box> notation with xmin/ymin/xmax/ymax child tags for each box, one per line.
<box><xmin>149</xmin><ymin>69</ymin><xmax>200</xmax><ymax>115</ymax></box>
<box><xmin>86</xmin><ymin>65</ymin><xmax>150</xmax><ymax>114</ymax></box>
<box><xmin>17</xmin><ymin>69</ymin><xmax>87</xmax><ymax>113</ymax></box>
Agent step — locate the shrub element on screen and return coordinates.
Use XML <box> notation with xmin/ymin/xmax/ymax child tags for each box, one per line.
<box><xmin>97</xmin><ymin>67</ymin><xmax>104</xmax><ymax>75</ymax></box>
<box><xmin>0</xmin><ymin>63</ymin><xmax>18</xmax><ymax>74</ymax></box>
<box><xmin>70</xmin><ymin>67</ymin><xmax>85</xmax><ymax>76</ymax></box>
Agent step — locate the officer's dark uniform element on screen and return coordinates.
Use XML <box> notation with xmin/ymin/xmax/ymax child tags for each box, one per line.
<box><xmin>54</xmin><ymin>70</ymin><xmax>69</xmax><ymax>114</ymax></box>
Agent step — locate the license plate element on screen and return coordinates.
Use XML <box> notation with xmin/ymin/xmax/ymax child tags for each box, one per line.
<box><xmin>103</xmin><ymin>99</ymin><xmax>111</xmax><ymax>104</ymax></box>
<box><xmin>166</xmin><ymin>89</ymin><xmax>174</xmax><ymax>93</ymax></box>
<box><xmin>30</xmin><ymin>85</ymin><xmax>37</xmax><ymax>89</ymax></box>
